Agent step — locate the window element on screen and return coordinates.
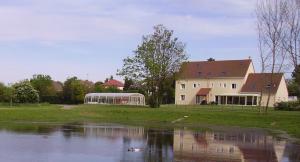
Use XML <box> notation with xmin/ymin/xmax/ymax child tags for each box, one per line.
<box><xmin>247</xmin><ymin>96</ymin><xmax>253</xmax><ymax>105</ymax></box>
<box><xmin>240</xmin><ymin>97</ymin><xmax>245</xmax><ymax>105</ymax></box>
<box><xmin>233</xmin><ymin>96</ymin><xmax>239</xmax><ymax>105</ymax></box>
<box><xmin>224</xmin><ymin>83</ymin><xmax>227</xmax><ymax>88</ymax></box>
<box><xmin>253</xmin><ymin>96</ymin><xmax>257</xmax><ymax>105</ymax></box>
<box><xmin>229</xmin><ymin>147</ymin><xmax>234</xmax><ymax>154</ymax></box>
<box><xmin>220</xmin><ymin>83</ymin><xmax>222</xmax><ymax>87</ymax></box>
<box><xmin>180</xmin><ymin>84</ymin><xmax>185</xmax><ymax>89</ymax></box>
<box><xmin>193</xmin><ymin>84</ymin><xmax>197</xmax><ymax>88</ymax></box>
<box><xmin>232</xmin><ymin>84</ymin><xmax>237</xmax><ymax>89</ymax></box>
<box><xmin>180</xmin><ymin>95</ymin><xmax>185</xmax><ymax>101</ymax></box>
<box><xmin>211</xmin><ymin>83</ymin><xmax>214</xmax><ymax>87</ymax></box>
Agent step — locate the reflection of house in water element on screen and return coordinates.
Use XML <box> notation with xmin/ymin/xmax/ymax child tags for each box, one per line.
<box><xmin>83</xmin><ymin>125</ymin><xmax>145</xmax><ymax>139</ymax></box>
<box><xmin>174</xmin><ymin>129</ymin><xmax>286</xmax><ymax>162</ymax></box>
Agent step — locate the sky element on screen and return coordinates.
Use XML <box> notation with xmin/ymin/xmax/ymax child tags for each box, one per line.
<box><xmin>0</xmin><ymin>0</ymin><xmax>259</xmax><ymax>84</ymax></box>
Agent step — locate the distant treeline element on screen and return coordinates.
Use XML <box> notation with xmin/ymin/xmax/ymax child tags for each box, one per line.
<box><xmin>0</xmin><ymin>74</ymin><xmax>175</xmax><ymax>105</ymax></box>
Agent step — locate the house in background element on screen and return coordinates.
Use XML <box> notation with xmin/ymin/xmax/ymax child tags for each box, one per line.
<box><xmin>175</xmin><ymin>59</ymin><xmax>288</xmax><ymax>107</ymax></box>
<box><xmin>103</xmin><ymin>79</ymin><xmax>124</xmax><ymax>90</ymax></box>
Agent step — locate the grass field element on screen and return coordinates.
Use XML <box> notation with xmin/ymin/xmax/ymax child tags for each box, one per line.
<box><xmin>0</xmin><ymin>104</ymin><xmax>299</xmax><ymax>139</ymax></box>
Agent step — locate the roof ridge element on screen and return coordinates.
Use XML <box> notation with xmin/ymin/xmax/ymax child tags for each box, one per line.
<box><xmin>186</xmin><ymin>59</ymin><xmax>251</xmax><ymax>63</ymax></box>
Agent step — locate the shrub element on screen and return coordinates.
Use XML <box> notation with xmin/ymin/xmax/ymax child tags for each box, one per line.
<box><xmin>274</xmin><ymin>101</ymin><xmax>300</xmax><ymax>111</ymax></box>
<box><xmin>209</xmin><ymin>101</ymin><xmax>217</xmax><ymax>105</ymax></box>
<box><xmin>13</xmin><ymin>81</ymin><xmax>39</xmax><ymax>103</ymax></box>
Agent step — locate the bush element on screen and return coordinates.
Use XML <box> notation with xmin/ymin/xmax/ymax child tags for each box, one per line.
<box><xmin>201</xmin><ymin>100</ymin><xmax>207</xmax><ymax>105</ymax></box>
<box><xmin>274</xmin><ymin>101</ymin><xmax>300</xmax><ymax>111</ymax></box>
<box><xmin>13</xmin><ymin>81</ymin><xmax>39</xmax><ymax>103</ymax></box>
<box><xmin>209</xmin><ymin>101</ymin><xmax>217</xmax><ymax>105</ymax></box>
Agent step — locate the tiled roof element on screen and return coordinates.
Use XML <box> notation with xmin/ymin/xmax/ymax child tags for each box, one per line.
<box><xmin>197</xmin><ymin>88</ymin><xmax>211</xmax><ymax>96</ymax></box>
<box><xmin>103</xmin><ymin>79</ymin><xmax>124</xmax><ymax>87</ymax></box>
<box><xmin>178</xmin><ymin>59</ymin><xmax>252</xmax><ymax>79</ymax></box>
<box><xmin>240</xmin><ymin>73</ymin><xmax>283</xmax><ymax>94</ymax></box>
<box><xmin>52</xmin><ymin>81</ymin><xmax>63</xmax><ymax>92</ymax></box>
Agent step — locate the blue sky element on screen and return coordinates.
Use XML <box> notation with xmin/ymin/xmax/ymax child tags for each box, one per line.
<box><xmin>0</xmin><ymin>0</ymin><xmax>258</xmax><ymax>84</ymax></box>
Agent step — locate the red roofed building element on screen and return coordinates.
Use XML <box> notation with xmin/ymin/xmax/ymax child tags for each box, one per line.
<box><xmin>103</xmin><ymin>79</ymin><xmax>124</xmax><ymax>90</ymax></box>
<box><xmin>176</xmin><ymin>59</ymin><xmax>288</xmax><ymax>107</ymax></box>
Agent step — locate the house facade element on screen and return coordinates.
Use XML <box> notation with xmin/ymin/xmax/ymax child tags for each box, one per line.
<box><xmin>175</xmin><ymin>59</ymin><xmax>288</xmax><ymax>107</ymax></box>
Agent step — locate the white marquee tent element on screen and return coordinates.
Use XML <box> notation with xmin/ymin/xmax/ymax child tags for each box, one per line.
<box><xmin>84</xmin><ymin>93</ymin><xmax>145</xmax><ymax>106</ymax></box>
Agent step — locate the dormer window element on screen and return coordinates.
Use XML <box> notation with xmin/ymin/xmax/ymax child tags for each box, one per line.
<box><xmin>266</xmin><ymin>84</ymin><xmax>276</xmax><ymax>89</ymax></box>
<box><xmin>232</xmin><ymin>84</ymin><xmax>237</xmax><ymax>89</ymax></box>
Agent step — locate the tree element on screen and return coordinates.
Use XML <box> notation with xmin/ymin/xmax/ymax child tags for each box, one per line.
<box><xmin>207</xmin><ymin>58</ymin><xmax>215</xmax><ymax>61</ymax></box>
<box><xmin>105</xmin><ymin>76</ymin><xmax>114</xmax><ymax>83</ymax></box>
<box><xmin>118</xmin><ymin>24</ymin><xmax>188</xmax><ymax>108</ymax></box>
<box><xmin>282</xmin><ymin>0</ymin><xmax>300</xmax><ymax>70</ymax></box>
<box><xmin>287</xmin><ymin>79</ymin><xmax>300</xmax><ymax>97</ymax></box>
<box><xmin>0</xmin><ymin>83</ymin><xmax>13</xmax><ymax>103</ymax></box>
<box><xmin>13</xmin><ymin>81</ymin><xmax>39</xmax><ymax>103</ymax></box>
<box><xmin>63</xmin><ymin>77</ymin><xmax>86</xmax><ymax>104</ymax></box>
<box><xmin>103</xmin><ymin>86</ymin><xmax>121</xmax><ymax>93</ymax></box>
<box><xmin>123</xmin><ymin>77</ymin><xmax>134</xmax><ymax>91</ymax></box>
<box><xmin>94</xmin><ymin>81</ymin><xmax>104</xmax><ymax>92</ymax></box>
<box><xmin>161</xmin><ymin>75</ymin><xmax>176</xmax><ymax>104</ymax></box>
<box><xmin>256</xmin><ymin>0</ymin><xmax>287</xmax><ymax>112</ymax></box>
<box><xmin>293</xmin><ymin>64</ymin><xmax>300</xmax><ymax>85</ymax></box>
<box><xmin>291</xmin><ymin>64</ymin><xmax>300</xmax><ymax>97</ymax></box>
<box><xmin>30</xmin><ymin>74</ymin><xmax>55</xmax><ymax>102</ymax></box>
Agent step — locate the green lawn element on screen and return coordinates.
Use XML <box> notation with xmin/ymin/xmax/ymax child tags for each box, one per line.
<box><xmin>0</xmin><ymin>104</ymin><xmax>299</xmax><ymax>139</ymax></box>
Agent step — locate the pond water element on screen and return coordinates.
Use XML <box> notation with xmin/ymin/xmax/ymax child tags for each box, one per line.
<box><xmin>0</xmin><ymin>123</ymin><xmax>299</xmax><ymax>162</ymax></box>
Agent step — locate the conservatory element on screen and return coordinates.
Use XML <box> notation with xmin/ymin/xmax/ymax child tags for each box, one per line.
<box><xmin>84</xmin><ymin>93</ymin><xmax>146</xmax><ymax>106</ymax></box>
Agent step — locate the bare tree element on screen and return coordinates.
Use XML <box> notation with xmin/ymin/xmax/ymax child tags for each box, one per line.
<box><xmin>257</xmin><ymin>21</ymin><xmax>271</xmax><ymax>111</ymax></box>
<box><xmin>256</xmin><ymin>0</ymin><xmax>287</xmax><ymax>112</ymax></box>
<box><xmin>282</xmin><ymin>0</ymin><xmax>300</xmax><ymax>70</ymax></box>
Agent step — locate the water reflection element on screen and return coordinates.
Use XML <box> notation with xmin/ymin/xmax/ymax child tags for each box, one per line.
<box><xmin>174</xmin><ymin>129</ymin><xmax>291</xmax><ymax>162</ymax></box>
<box><xmin>0</xmin><ymin>124</ymin><xmax>299</xmax><ymax>162</ymax></box>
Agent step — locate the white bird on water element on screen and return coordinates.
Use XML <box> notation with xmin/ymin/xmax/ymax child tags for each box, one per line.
<box><xmin>128</xmin><ymin>147</ymin><xmax>143</xmax><ymax>152</ymax></box>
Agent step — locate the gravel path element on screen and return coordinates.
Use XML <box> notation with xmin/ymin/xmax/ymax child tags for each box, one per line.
<box><xmin>60</xmin><ymin>105</ymin><xmax>78</xmax><ymax>110</ymax></box>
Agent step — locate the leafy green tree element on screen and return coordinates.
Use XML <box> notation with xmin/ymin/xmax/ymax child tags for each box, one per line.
<box><xmin>123</xmin><ymin>77</ymin><xmax>134</xmax><ymax>91</ymax></box>
<box><xmin>293</xmin><ymin>65</ymin><xmax>300</xmax><ymax>85</ymax></box>
<box><xmin>0</xmin><ymin>83</ymin><xmax>13</xmax><ymax>103</ymax></box>
<box><xmin>119</xmin><ymin>24</ymin><xmax>187</xmax><ymax>108</ymax></box>
<box><xmin>161</xmin><ymin>75</ymin><xmax>175</xmax><ymax>104</ymax></box>
<box><xmin>30</xmin><ymin>74</ymin><xmax>55</xmax><ymax>102</ymax></box>
<box><xmin>287</xmin><ymin>80</ymin><xmax>300</xmax><ymax>97</ymax></box>
<box><xmin>81</xmin><ymin>80</ymin><xmax>94</xmax><ymax>93</ymax></box>
<box><xmin>103</xmin><ymin>86</ymin><xmax>121</xmax><ymax>93</ymax></box>
<box><xmin>63</xmin><ymin>77</ymin><xmax>86</xmax><ymax>104</ymax></box>
<box><xmin>94</xmin><ymin>81</ymin><xmax>104</xmax><ymax>92</ymax></box>
<box><xmin>291</xmin><ymin>65</ymin><xmax>300</xmax><ymax>98</ymax></box>
<box><xmin>13</xmin><ymin>81</ymin><xmax>39</xmax><ymax>103</ymax></box>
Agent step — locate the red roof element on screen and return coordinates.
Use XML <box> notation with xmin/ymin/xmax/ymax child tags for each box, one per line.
<box><xmin>197</xmin><ymin>88</ymin><xmax>211</xmax><ymax>96</ymax></box>
<box><xmin>241</xmin><ymin>73</ymin><xmax>283</xmax><ymax>94</ymax></box>
<box><xmin>178</xmin><ymin>59</ymin><xmax>252</xmax><ymax>79</ymax></box>
<box><xmin>103</xmin><ymin>79</ymin><xmax>124</xmax><ymax>87</ymax></box>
